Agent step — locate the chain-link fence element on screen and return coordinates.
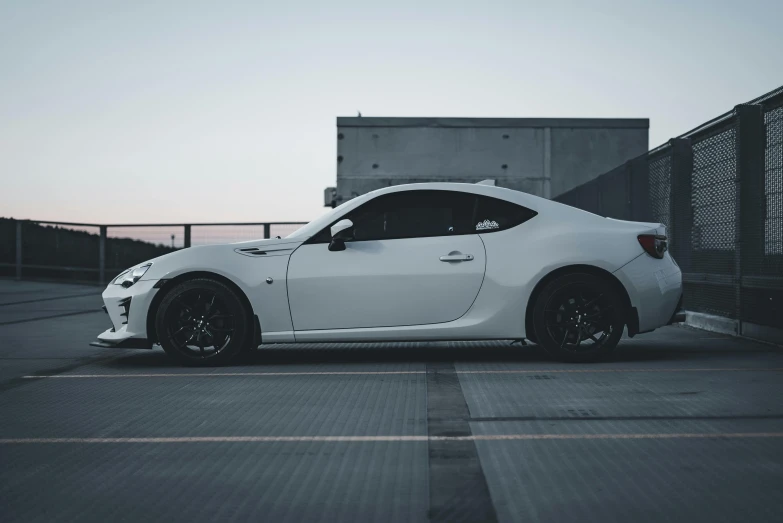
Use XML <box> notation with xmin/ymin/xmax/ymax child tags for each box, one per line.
<box><xmin>554</xmin><ymin>86</ymin><xmax>783</xmax><ymax>343</ymax></box>
<box><xmin>0</xmin><ymin>220</ymin><xmax>307</xmax><ymax>285</ymax></box>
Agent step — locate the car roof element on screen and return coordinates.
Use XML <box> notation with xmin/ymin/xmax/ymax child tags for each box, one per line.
<box><xmin>288</xmin><ymin>182</ymin><xmax>604</xmax><ymax>240</ymax></box>
<box><xmin>362</xmin><ymin>182</ymin><xmax>596</xmax><ymax>217</ymax></box>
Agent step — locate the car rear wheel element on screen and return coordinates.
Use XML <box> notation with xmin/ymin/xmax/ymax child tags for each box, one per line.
<box><xmin>155</xmin><ymin>278</ymin><xmax>251</xmax><ymax>366</ymax></box>
<box><xmin>532</xmin><ymin>273</ymin><xmax>625</xmax><ymax>362</ymax></box>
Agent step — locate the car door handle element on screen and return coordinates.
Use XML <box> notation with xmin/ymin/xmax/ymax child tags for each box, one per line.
<box><xmin>439</xmin><ymin>254</ymin><xmax>474</xmax><ymax>262</ymax></box>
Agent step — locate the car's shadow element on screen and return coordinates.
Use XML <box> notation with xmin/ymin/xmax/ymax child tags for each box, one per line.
<box><xmin>99</xmin><ymin>339</ymin><xmax>712</xmax><ymax>370</ymax></box>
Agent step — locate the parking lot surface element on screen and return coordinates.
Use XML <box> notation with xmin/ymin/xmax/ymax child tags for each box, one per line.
<box><xmin>1</xmin><ymin>280</ymin><xmax>782</xmax><ymax>522</ymax></box>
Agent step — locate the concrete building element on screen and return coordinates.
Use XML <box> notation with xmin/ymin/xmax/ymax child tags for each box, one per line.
<box><xmin>325</xmin><ymin>117</ymin><xmax>649</xmax><ymax>207</ymax></box>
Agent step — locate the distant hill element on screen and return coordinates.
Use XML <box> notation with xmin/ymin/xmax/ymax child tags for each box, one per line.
<box><xmin>1</xmin><ymin>218</ymin><xmax>176</xmax><ymax>283</ymax></box>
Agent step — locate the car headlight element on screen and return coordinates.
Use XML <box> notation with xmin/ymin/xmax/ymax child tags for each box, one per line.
<box><xmin>112</xmin><ymin>263</ymin><xmax>152</xmax><ymax>288</ymax></box>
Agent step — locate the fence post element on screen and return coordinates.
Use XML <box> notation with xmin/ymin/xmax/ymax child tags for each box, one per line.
<box><xmin>669</xmin><ymin>138</ymin><xmax>693</xmax><ymax>273</ymax></box>
<box><xmin>263</xmin><ymin>223</ymin><xmax>271</xmax><ymax>239</ymax></box>
<box><xmin>597</xmin><ymin>178</ymin><xmax>604</xmax><ymax>217</ymax></box>
<box><xmin>623</xmin><ymin>161</ymin><xmax>633</xmax><ymax>220</ymax></box>
<box><xmin>99</xmin><ymin>226</ymin><xmax>107</xmax><ymax>285</ymax></box>
<box><xmin>628</xmin><ymin>155</ymin><xmax>651</xmax><ymax>222</ymax></box>
<box><xmin>184</xmin><ymin>225</ymin><xmax>191</xmax><ymax>248</ymax></box>
<box><xmin>735</xmin><ymin>104</ymin><xmax>766</xmax><ymax>330</ymax></box>
<box><xmin>15</xmin><ymin>220</ymin><xmax>22</xmax><ymax>280</ymax></box>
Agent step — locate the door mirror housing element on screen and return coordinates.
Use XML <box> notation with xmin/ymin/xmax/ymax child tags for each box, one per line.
<box><xmin>330</xmin><ymin>219</ymin><xmax>354</xmax><ymax>239</ymax></box>
<box><xmin>328</xmin><ymin>219</ymin><xmax>354</xmax><ymax>251</ymax></box>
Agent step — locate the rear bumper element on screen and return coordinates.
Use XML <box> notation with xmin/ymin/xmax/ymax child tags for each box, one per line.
<box><xmin>614</xmin><ymin>252</ymin><xmax>683</xmax><ymax>333</ymax></box>
<box><xmin>667</xmin><ymin>295</ymin><xmax>686</xmax><ymax>324</ymax></box>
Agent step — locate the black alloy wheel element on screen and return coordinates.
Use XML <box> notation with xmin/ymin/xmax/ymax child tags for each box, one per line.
<box><xmin>532</xmin><ymin>273</ymin><xmax>625</xmax><ymax>362</ymax></box>
<box><xmin>155</xmin><ymin>278</ymin><xmax>251</xmax><ymax>366</ymax></box>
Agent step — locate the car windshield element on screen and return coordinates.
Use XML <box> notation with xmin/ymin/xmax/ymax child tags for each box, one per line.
<box><xmin>286</xmin><ymin>192</ymin><xmax>375</xmax><ymax>239</ymax></box>
<box><xmin>285</xmin><ymin>209</ymin><xmax>337</xmax><ymax>239</ymax></box>
<box><xmin>285</xmin><ymin>202</ymin><xmax>352</xmax><ymax>239</ymax></box>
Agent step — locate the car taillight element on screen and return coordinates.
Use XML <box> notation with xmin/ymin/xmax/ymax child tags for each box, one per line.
<box><xmin>638</xmin><ymin>234</ymin><xmax>667</xmax><ymax>259</ymax></box>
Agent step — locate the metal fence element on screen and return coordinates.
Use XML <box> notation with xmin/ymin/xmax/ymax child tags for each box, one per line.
<box><xmin>554</xmin><ymin>86</ymin><xmax>783</xmax><ymax>343</ymax></box>
<box><xmin>0</xmin><ymin>221</ymin><xmax>307</xmax><ymax>285</ymax></box>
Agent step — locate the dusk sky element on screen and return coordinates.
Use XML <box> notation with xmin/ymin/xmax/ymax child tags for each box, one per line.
<box><xmin>1</xmin><ymin>0</ymin><xmax>781</xmax><ymax>224</ymax></box>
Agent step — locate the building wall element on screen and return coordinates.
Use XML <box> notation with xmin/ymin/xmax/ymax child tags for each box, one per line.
<box><xmin>328</xmin><ymin>117</ymin><xmax>648</xmax><ymax>206</ymax></box>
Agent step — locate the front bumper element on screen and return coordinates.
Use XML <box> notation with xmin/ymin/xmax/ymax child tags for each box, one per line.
<box><xmin>90</xmin><ymin>338</ymin><xmax>153</xmax><ymax>349</ymax></box>
<box><xmin>91</xmin><ymin>279</ymin><xmax>159</xmax><ymax>350</ymax></box>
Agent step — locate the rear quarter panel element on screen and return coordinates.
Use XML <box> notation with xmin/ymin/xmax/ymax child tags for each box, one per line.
<box><xmin>465</xmin><ymin>213</ymin><xmax>646</xmax><ymax>338</ymax></box>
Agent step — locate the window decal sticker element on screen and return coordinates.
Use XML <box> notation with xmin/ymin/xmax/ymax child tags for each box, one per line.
<box><xmin>476</xmin><ymin>219</ymin><xmax>499</xmax><ymax>231</ymax></box>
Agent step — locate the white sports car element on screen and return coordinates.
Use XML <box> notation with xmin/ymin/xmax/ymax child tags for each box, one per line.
<box><xmin>92</xmin><ymin>182</ymin><xmax>684</xmax><ymax>365</ymax></box>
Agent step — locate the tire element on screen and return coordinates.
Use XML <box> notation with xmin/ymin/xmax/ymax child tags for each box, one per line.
<box><xmin>532</xmin><ymin>272</ymin><xmax>625</xmax><ymax>363</ymax></box>
<box><xmin>155</xmin><ymin>278</ymin><xmax>252</xmax><ymax>366</ymax></box>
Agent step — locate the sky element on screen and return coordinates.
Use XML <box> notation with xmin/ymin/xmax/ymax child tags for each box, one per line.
<box><xmin>1</xmin><ymin>0</ymin><xmax>781</xmax><ymax>225</ymax></box>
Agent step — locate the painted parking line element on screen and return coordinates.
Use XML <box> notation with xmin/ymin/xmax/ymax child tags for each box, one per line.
<box><xmin>22</xmin><ymin>371</ymin><xmax>429</xmax><ymax>379</ymax></box>
<box><xmin>0</xmin><ymin>291</ymin><xmax>102</xmax><ymax>307</ymax></box>
<box><xmin>1</xmin><ymin>433</ymin><xmax>782</xmax><ymax>444</ymax></box>
<box><xmin>22</xmin><ymin>367</ymin><xmax>783</xmax><ymax>379</ymax></box>
<box><xmin>0</xmin><ymin>309</ymin><xmax>104</xmax><ymax>326</ymax></box>
<box><xmin>457</xmin><ymin>368</ymin><xmax>783</xmax><ymax>374</ymax></box>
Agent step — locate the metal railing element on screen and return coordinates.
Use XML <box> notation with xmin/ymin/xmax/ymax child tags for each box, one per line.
<box><xmin>0</xmin><ymin>220</ymin><xmax>307</xmax><ymax>285</ymax></box>
<box><xmin>554</xmin><ymin>85</ymin><xmax>783</xmax><ymax>343</ymax></box>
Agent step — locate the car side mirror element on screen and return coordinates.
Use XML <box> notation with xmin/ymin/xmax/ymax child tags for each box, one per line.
<box><xmin>328</xmin><ymin>219</ymin><xmax>354</xmax><ymax>251</ymax></box>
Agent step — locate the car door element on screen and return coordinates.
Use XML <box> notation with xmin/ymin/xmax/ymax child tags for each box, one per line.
<box><xmin>286</xmin><ymin>189</ymin><xmax>486</xmax><ymax>331</ymax></box>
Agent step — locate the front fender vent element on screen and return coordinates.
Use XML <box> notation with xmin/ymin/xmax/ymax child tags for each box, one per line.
<box><xmin>236</xmin><ymin>247</ymin><xmax>267</xmax><ymax>256</ymax></box>
<box><xmin>234</xmin><ymin>245</ymin><xmax>296</xmax><ymax>258</ymax></box>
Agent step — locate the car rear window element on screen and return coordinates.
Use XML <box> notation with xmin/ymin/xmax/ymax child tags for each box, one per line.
<box><xmin>473</xmin><ymin>195</ymin><xmax>537</xmax><ymax>233</ymax></box>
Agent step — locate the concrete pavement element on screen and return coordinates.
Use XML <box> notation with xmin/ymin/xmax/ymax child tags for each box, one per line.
<box><xmin>1</xmin><ymin>279</ymin><xmax>782</xmax><ymax>522</ymax></box>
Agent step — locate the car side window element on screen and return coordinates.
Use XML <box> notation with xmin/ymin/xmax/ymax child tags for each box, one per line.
<box><xmin>308</xmin><ymin>190</ymin><xmax>476</xmax><ymax>243</ymax></box>
<box><xmin>350</xmin><ymin>190</ymin><xmax>476</xmax><ymax>241</ymax></box>
<box><xmin>473</xmin><ymin>195</ymin><xmax>537</xmax><ymax>233</ymax></box>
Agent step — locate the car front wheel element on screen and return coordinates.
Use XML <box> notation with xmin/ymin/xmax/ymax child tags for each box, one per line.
<box><xmin>532</xmin><ymin>273</ymin><xmax>625</xmax><ymax>362</ymax></box>
<box><xmin>155</xmin><ymin>278</ymin><xmax>252</xmax><ymax>366</ymax></box>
